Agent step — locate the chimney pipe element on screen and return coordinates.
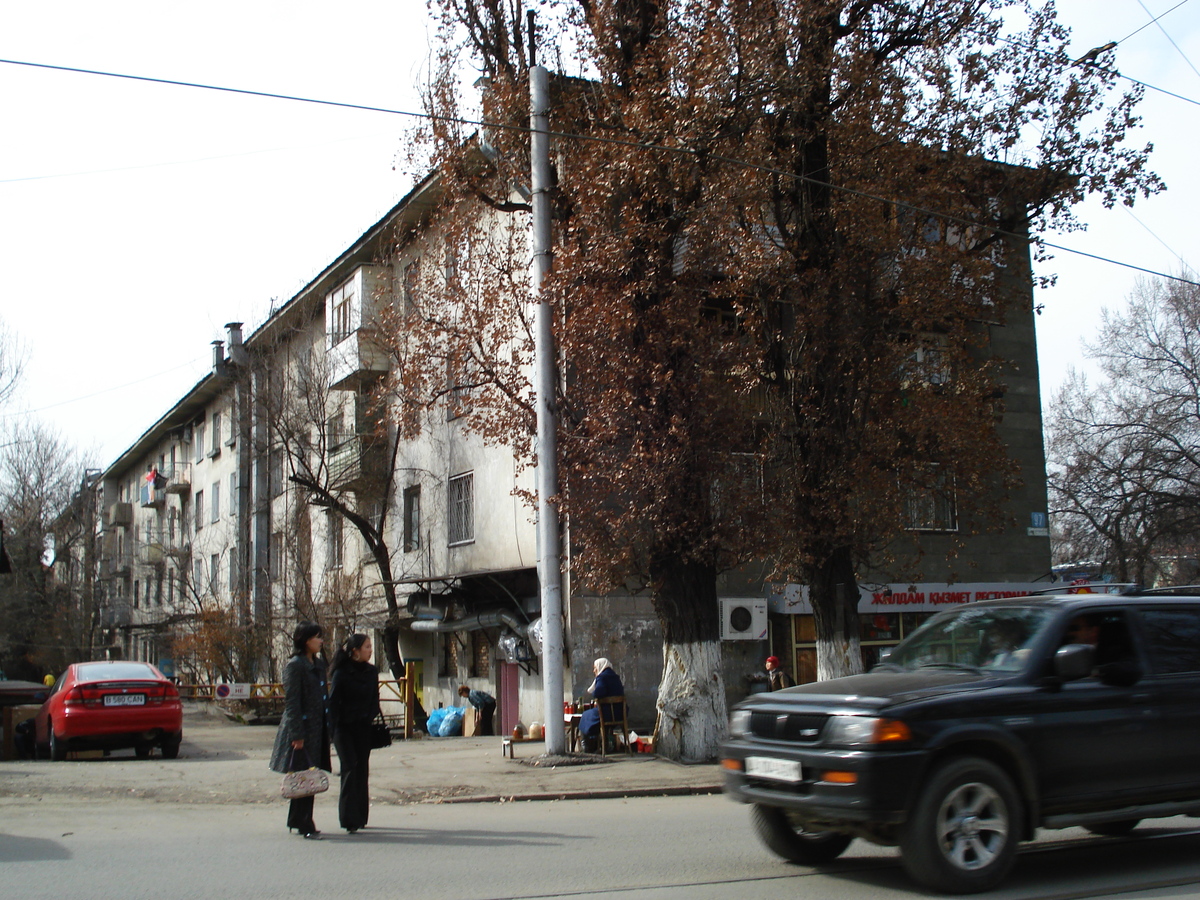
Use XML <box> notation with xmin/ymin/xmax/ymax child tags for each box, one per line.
<box><xmin>212</xmin><ymin>340</ymin><xmax>225</xmax><ymax>373</ymax></box>
<box><xmin>225</xmin><ymin>322</ymin><xmax>248</xmax><ymax>366</ymax></box>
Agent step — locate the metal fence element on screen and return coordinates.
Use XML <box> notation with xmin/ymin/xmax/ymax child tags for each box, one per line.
<box><xmin>180</xmin><ymin>662</ymin><xmax>417</xmax><ymax>739</ymax></box>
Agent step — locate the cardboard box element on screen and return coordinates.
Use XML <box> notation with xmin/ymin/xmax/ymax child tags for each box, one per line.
<box><xmin>461</xmin><ymin>707</ymin><xmax>479</xmax><ymax>737</ymax></box>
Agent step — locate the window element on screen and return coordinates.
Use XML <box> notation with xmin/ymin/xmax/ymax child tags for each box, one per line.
<box><xmin>168</xmin><ymin>570</ymin><xmax>175</xmax><ymax>605</ymax></box>
<box><xmin>269</xmin><ymin>531</ymin><xmax>283</xmax><ymax>582</ymax></box>
<box><xmin>210</xmin><ymin>554</ymin><xmax>220</xmax><ymax>592</ymax></box>
<box><xmin>446</xmin><ymin>354</ymin><xmax>477</xmax><ymax>420</ymax></box>
<box><xmin>470</xmin><ymin>629</ymin><xmax>490</xmax><ymax>678</ymax></box>
<box><xmin>229</xmin><ymin>472</ymin><xmax>238</xmax><ymax>517</ymax></box>
<box><xmin>329</xmin><ymin>277</ymin><xmax>354</xmax><ymax>344</ymax></box>
<box><xmin>210</xmin><ymin>412</ymin><xmax>222</xmax><ymax>457</ymax></box>
<box><xmin>403</xmin><ymin>260</ymin><xmax>420</xmax><ymax>315</ymax></box>
<box><xmin>133</xmin><ymin>579</ymin><xmax>140</xmax><ymax>608</ymax></box>
<box><xmin>904</xmin><ymin>465</ymin><xmax>958</xmax><ymax>532</ymax></box>
<box><xmin>328</xmin><ymin>513</ymin><xmax>343</xmax><ymax>569</ymax></box>
<box><xmin>269</xmin><ymin>450</ymin><xmax>283</xmax><ymax>498</ymax></box>
<box><xmin>195</xmin><ymin>423</ymin><xmax>206</xmax><ymax>463</ymax></box>
<box><xmin>155</xmin><ymin>573</ymin><xmax>163</xmax><ymax>606</ymax></box>
<box><xmin>1141</xmin><ymin>608</ymin><xmax>1200</xmax><ymax>674</ymax></box>
<box><xmin>403</xmin><ymin>486</ymin><xmax>421</xmax><ymax>552</ymax></box>
<box><xmin>211</xmin><ymin>482</ymin><xmax>220</xmax><ymax>523</ymax></box>
<box><xmin>903</xmin><ymin>334</ymin><xmax>951</xmax><ymax>387</ymax></box>
<box><xmin>229</xmin><ymin>548</ymin><xmax>239</xmax><ymax>595</ymax></box>
<box><xmin>448</xmin><ymin>473</ymin><xmax>474</xmax><ymax>545</ymax></box>
<box><xmin>193</xmin><ymin>558</ymin><xmax>204</xmax><ymax>591</ymax></box>
<box><xmin>194</xmin><ymin>490</ymin><xmax>205</xmax><ymax>531</ymax></box>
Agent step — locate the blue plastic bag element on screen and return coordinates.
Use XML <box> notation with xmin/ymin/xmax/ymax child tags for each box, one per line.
<box><xmin>438</xmin><ymin>706</ymin><xmax>464</xmax><ymax>737</ymax></box>
<box><xmin>426</xmin><ymin>707</ymin><xmax>448</xmax><ymax>736</ymax></box>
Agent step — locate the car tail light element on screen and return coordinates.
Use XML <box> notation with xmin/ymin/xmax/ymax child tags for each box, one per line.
<box><xmin>64</xmin><ymin>686</ymin><xmax>104</xmax><ymax>708</ymax></box>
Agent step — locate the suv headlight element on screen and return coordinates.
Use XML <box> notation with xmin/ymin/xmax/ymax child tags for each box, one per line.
<box><xmin>824</xmin><ymin>715</ymin><xmax>911</xmax><ymax>746</ymax></box>
<box><xmin>729</xmin><ymin>709</ymin><xmax>752</xmax><ymax>737</ymax></box>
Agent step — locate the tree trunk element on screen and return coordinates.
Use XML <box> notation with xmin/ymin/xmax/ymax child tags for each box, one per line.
<box><xmin>807</xmin><ymin>546</ymin><xmax>863</xmax><ymax>681</ymax></box>
<box><xmin>650</xmin><ymin>557</ymin><xmax>726</xmax><ymax>762</ymax></box>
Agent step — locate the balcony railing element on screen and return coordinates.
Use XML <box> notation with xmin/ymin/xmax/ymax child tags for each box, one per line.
<box><xmin>163</xmin><ymin>463</ymin><xmax>192</xmax><ymax>494</ymax></box>
<box><xmin>327</xmin><ymin>435</ymin><xmax>384</xmax><ymax>492</ymax></box>
<box><xmin>107</xmin><ymin>502</ymin><xmax>133</xmax><ymax>529</ymax></box>
<box><xmin>140</xmin><ymin>484</ymin><xmax>166</xmax><ymax>509</ymax></box>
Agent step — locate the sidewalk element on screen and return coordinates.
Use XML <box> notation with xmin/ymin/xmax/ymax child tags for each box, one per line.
<box><xmin>0</xmin><ymin>704</ymin><xmax>724</xmax><ymax>808</ymax></box>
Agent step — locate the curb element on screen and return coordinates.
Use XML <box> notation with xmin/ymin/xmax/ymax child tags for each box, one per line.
<box><xmin>430</xmin><ymin>783</ymin><xmax>724</xmax><ymax>805</ymax></box>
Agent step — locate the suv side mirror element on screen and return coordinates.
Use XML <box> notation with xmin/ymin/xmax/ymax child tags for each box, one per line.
<box><xmin>1053</xmin><ymin>644</ymin><xmax>1095</xmax><ymax>681</ymax></box>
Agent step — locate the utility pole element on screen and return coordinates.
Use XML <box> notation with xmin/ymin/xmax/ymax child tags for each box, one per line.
<box><xmin>529</xmin><ymin>13</ymin><xmax>566</xmax><ymax>755</ymax></box>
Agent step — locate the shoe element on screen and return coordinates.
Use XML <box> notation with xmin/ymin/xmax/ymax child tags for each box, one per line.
<box><xmin>302</xmin><ymin>830</ymin><xmax>323</xmax><ymax>840</ymax></box>
<box><xmin>345</xmin><ymin>828</ymin><xmax>359</xmax><ymax>834</ymax></box>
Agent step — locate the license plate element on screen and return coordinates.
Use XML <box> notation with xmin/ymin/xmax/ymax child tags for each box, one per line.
<box><xmin>103</xmin><ymin>694</ymin><xmax>146</xmax><ymax>707</ymax></box>
<box><xmin>745</xmin><ymin>756</ymin><xmax>803</xmax><ymax>782</ymax></box>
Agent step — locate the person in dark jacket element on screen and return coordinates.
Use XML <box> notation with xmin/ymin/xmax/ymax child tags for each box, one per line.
<box><xmin>457</xmin><ymin>685</ymin><xmax>497</xmax><ymax>735</ymax></box>
<box><xmin>765</xmin><ymin>655</ymin><xmax>794</xmax><ymax>690</ymax></box>
<box><xmin>269</xmin><ymin>622</ymin><xmax>331</xmax><ymax>839</ymax></box>
<box><xmin>579</xmin><ymin>657</ymin><xmax>624</xmax><ymax>752</ymax></box>
<box><xmin>328</xmin><ymin>633</ymin><xmax>380</xmax><ymax>833</ymax></box>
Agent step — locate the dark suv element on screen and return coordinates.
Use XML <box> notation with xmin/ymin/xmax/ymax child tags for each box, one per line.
<box><xmin>721</xmin><ymin>591</ymin><xmax>1200</xmax><ymax>893</ymax></box>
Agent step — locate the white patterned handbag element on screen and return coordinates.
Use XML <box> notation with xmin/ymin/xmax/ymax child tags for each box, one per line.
<box><xmin>280</xmin><ymin>748</ymin><xmax>329</xmax><ymax>800</ymax></box>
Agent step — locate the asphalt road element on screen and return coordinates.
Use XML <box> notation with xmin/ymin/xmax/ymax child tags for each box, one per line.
<box><xmin>5</xmin><ymin>792</ymin><xmax>1200</xmax><ymax>900</ymax></box>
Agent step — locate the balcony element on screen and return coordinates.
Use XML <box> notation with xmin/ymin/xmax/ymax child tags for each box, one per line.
<box><xmin>328</xmin><ymin>329</ymin><xmax>389</xmax><ymax>390</ymax></box>
<box><xmin>108</xmin><ymin>502</ymin><xmax>133</xmax><ymax>529</ymax></box>
<box><xmin>327</xmin><ymin>435</ymin><xmax>386</xmax><ymax>492</ymax></box>
<box><xmin>138</xmin><ymin>542</ymin><xmax>166</xmax><ymax>567</ymax></box>
<box><xmin>101</xmin><ymin>551</ymin><xmax>132</xmax><ymax>578</ymax></box>
<box><xmin>163</xmin><ymin>463</ymin><xmax>192</xmax><ymax>494</ymax></box>
<box><xmin>140</xmin><ymin>484</ymin><xmax>165</xmax><ymax>509</ymax></box>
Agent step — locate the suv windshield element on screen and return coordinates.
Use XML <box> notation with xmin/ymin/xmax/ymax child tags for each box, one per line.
<box><xmin>881</xmin><ymin>605</ymin><xmax>1053</xmax><ymax>673</ymax></box>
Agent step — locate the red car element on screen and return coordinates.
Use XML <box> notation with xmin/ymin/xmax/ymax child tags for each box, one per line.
<box><xmin>35</xmin><ymin>661</ymin><xmax>183</xmax><ymax>760</ymax></box>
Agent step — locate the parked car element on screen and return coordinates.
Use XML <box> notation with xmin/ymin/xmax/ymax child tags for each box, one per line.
<box><xmin>722</xmin><ymin>590</ymin><xmax>1200</xmax><ymax>893</ymax></box>
<box><xmin>35</xmin><ymin>661</ymin><xmax>183</xmax><ymax>761</ymax></box>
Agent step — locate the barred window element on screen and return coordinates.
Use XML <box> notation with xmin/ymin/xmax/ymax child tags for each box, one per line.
<box><xmin>905</xmin><ymin>465</ymin><xmax>958</xmax><ymax>532</ymax></box>
<box><xmin>403</xmin><ymin>485</ymin><xmax>421</xmax><ymax>552</ymax></box>
<box><xmin>448</xmin><ymin>473</ymin><xmax>474</xmax><ymax>546</ymax></box>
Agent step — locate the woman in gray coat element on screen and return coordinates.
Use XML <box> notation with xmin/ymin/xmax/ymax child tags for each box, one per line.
<box><xmin>269</xmin><ymin>622</ymin><xmax>331</xmax><ymax>839</ymax></box>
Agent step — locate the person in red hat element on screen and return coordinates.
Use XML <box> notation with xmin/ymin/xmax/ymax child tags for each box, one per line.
<box><xmin>765</xmin><ymin>655</ymin><xmax>793</xmax><ymax>691</ymax></box>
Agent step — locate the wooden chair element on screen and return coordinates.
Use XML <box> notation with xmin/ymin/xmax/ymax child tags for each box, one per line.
<box><xmin>595</xmin><ymin>695</ymin><xmax>632</xmax><ymax>756</ymax></box>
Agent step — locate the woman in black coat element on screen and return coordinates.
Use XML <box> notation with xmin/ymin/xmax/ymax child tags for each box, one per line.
<box><xmin>328</xmin><ymin>633</ymin><xmax>380</xmax><ymax>834</ymax></box>
<box><xmin>269</xmin><ymin>622</ymin><xmax>331</xmax><ymax>839</ymax></box>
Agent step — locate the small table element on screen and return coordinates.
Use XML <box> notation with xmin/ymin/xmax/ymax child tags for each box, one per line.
<box><xmin>564</xmin><ymin>713</ymin><xmax>582</xmax><ymax>752</ymax></box>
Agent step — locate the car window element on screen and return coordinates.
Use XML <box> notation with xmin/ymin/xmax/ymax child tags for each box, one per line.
<box><xmin>884</xmin><ymin>606</ymin><xmax>1053</xmax><ymax>672</ymax></box>
<box><xmin>76</xmin><ymin>662</ymin><xmax>159</xmax><ymax>682</ymax></box>
<box><xmin>1139</xmin><ymin>607</ymin><xmax>1200</xmax><ymax>674</ymax></box>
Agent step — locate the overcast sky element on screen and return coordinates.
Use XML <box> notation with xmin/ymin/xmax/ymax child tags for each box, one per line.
<box><xmin>1</xmin><ymin>1</ymin><xmax>1197</xmax><ymax>469</ymax></box>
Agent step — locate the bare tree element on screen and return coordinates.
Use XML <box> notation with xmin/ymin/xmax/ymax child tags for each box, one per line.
<box><xmin>0</xmin><ymin>316</ymin><xmax>27</xmax><ymax>411</ymax></box>
<box><xmin>412</xmin><ymin>0</ymin><xmax>1160</xmax><ymax>759</ymax></box>
<box><xmin>0</xmin><ymin>421</ymin><xmax>88</xmax><ymax>679</ymax></box>
<box><xmin>1048</xmin><ymin>278</ymin><xmax>1200</xmax><ymax>583</ymax></box>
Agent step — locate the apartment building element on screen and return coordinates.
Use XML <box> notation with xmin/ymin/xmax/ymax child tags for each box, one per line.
<box><xmin>93</xmin><ymin>162</ymin><xmax>1052</xmax><ymax>733</ymax></box>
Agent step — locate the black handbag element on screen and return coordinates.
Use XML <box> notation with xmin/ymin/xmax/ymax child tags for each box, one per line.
<box><xmin>368</xmin><ymin>713</ymin><xmax>393</xmax><ymax>749</ymax></box>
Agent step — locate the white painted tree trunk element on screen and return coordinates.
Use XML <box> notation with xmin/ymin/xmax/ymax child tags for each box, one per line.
<box><xmin>654</xmin><ymin>639</ymin><xmax>727</xmax><ymax>762</ymax></box>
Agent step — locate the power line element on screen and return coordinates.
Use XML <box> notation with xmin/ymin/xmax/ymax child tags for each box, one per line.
<box><xmin>1118</xmin><ymin>0</ymin><xmax>1194</xmax><ymax>44</ymax></box>
<box><xmin>1</xmin><ymin>56</ymin><xmax>1195</xmax><ymax>287</ymax></box>
<box><xmin>1136</xmin><ymin>0</ymin><xmax>1200</xmax><ymax>81</ymax></box>
<box><xmin>0</xmin><ymin>355</ymin><xmax>207</xmax><ymax>419</ymax></box>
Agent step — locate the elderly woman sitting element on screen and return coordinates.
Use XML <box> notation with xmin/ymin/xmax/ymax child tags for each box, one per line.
<box><xmin>579</xmin><ymin>657</ymin><xmax>624</xmax><ymax>753</ymax></box>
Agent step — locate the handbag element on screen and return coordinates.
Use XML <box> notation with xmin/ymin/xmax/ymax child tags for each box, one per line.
<box><xmin>368</xmin><ymin>712</ymin><xmax>393</xmax><ymax>750</ymax></box>
<box><xmin>280</xmin><ymin>747</ymin><xmax>329</xmax><ymax>800</ymax></box>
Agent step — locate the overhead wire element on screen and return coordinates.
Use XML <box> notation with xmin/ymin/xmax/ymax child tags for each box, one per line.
<box><xmin>0</xmin><ymin>55</ymin><xmax>1195</xmax><ymax>287</ymax></box>
<box><xmin>1136</xmin><ymin>0</ymin><xmax>1200</xmax><ymax>80</ymax></box>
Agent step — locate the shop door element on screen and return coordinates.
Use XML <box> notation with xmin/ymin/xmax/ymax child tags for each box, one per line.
<box><xmin>499</xmin><ymin>662</ymin><xmax>520</xmax><ymax>737</ymax></box>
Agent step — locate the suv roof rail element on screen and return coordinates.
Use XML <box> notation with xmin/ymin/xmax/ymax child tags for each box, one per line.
<box><xmin>1123</xmin><ymin>584</ymin><xmax>1200</xmax><ymax>597</ymax></box>
<box><xmin>1024</xmin><ymin>582</ymin><xmax>1138</xmax><ymax>596</ymax></box>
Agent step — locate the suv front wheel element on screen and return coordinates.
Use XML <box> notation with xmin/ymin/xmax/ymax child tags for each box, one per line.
<box><xmin>750</xmin><ymin>804</ymin><xmax>854</xmax><ymax>864</ymax></box>
<box><xmin>900</xmin><ymin>756</ymin><xmax>1022</xmax><ymax>893</ymax></box>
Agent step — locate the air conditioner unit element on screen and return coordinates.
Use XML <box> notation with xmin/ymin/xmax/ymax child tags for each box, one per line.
<box><xmin>720</xmin><ymin>598</ymin><xmax>768</xmax><ymax>641</ymax></box>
